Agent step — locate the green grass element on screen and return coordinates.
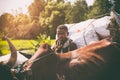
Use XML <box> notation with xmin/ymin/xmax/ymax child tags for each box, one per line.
<box><xmin>0</xmin><ymin>39</ymin><xmax>55</xmax><ymax>56</ymax></box>
<box><xmin>0</xmin><ymin>39</ymin><xmax>37</xmax><ymax>55</ymax></box>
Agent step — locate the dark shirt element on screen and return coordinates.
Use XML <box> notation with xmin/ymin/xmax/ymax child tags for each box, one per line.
<box><xmin>52</xmin><ymin>38</ymin><xmax>77</xmax><ymax>53</ymax></box>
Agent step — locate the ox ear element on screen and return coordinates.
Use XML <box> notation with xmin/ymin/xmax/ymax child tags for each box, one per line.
<box><xmin>4</xmin><ymin>36</ymin><xmax>17</xmax><ymax>68</ymax></box>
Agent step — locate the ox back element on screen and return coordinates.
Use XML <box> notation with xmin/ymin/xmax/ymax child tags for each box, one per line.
<box><xmin>93</xmin><ymin>43</ymin><xmax>120</xmax><ymax>80</ymax></box>
<box><xmin>56</xmin><ymin>39</ymin><xmax>120</xmax><ymax>80</ymax></box>
<box><xmin>23</xmin><ymin>39</ymin><xmax>120</xmax><ymax>80</ymax></box>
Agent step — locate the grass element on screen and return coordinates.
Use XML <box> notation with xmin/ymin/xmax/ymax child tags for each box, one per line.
<box><xmin>0</xmin><ymin>39</ymin><xmax>37</xmax><ymax>55</ymax></box>
<box><xmin>0</xmin><ymin>39</ymin><xmax>55</xmax><ymax>56</ymax></box>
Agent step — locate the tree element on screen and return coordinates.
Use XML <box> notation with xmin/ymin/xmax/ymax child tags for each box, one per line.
<box><xmin>28</xmin><ymin>0</ymin><xmax>46</xmax><ymax>21</ymax></box>
<box><xmin>113</xmin><ymin>0</ymin><xmax>120</xmax><ymax>13</ymax></box>
<box><xmin>39</xmin><ymin>1</ymin><xmax>66</xmax><ymax>38</ymax></box>
<box><xmin>70</xmin><ymin>0</ymin><xmax>88</xmax><ymax>23</ymax></box>
<box><xmin>87</xmin><ymin>0</ymin><xmax>112</xmax><ymax>19</ymax></box>
<box><xmin>0</xmin><ymin>13</ymin><xmax>15</xmax><ymax>36</ymax></box>
<box><xmin>64</xmin><ymin>2</ymin><xmax>73</xmax><ymax>23</ymax></box>
<box><xmin>14</xmin><ymin>14</ymin><xmax>31</xmax><ymax>25</ymax></box>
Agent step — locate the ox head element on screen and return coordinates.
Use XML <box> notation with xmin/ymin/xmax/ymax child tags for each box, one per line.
<box><xmin>24</xmin><ymin>43</ymin><xmax>54</xmax><ymax>69</ymax></box>
<box><xmin>0</xmin><ymin>37</ymin><xmax>17</xmax><ymax>80</ymax></box>
<box><xmin>22</xmin><ymin>43</ymin><xmax>58</xmax><ymax>80</ymax></box>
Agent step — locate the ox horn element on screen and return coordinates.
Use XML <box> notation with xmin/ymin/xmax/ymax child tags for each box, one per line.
<box><xmin>4</xmin><ymin>37</ymin><xmax>17</xmax><ymax>68</ymax></box>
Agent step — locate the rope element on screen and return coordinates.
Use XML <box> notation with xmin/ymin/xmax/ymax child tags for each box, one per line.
<box><xmin>91</xmin><ymin>13</ymin><xmax>110</xmax><ymax>19</ymax></box>
<box><xmin>82</xmin><ymin>20</ymin><xmax>97</xmax><ymax>45</ymax></box>
<box><xmin>23</xmin><ymin>52</ymin><xmax>55</xmax><ymax>68</ymax></box>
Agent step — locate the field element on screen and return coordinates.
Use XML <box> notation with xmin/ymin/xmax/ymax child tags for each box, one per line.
<box><xmin>0</xmin><ymin>39</ymin><xmax>55</xmax><ymax>55</ymax></box>
<box><xmin>0</xmin><ymin>39</ymin><xmax>37</xmax><ymax>55</ymax></box>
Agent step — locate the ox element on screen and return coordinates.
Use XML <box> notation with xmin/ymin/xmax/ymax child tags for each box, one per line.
<box><xmin>21</xmin><ymin>38</ymin><xmax>120</xmax><ymax>80</ymax></box>
<box><xmin>0</xmin><ymin>38</ymin><xmax>120</xmax><ymax>80</ymax></box>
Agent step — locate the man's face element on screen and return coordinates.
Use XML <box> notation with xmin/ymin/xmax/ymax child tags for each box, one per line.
<box><xmin>56</xmin><ymin>29</ymin><xmax>68</xmax><ymax>41</ymax></box>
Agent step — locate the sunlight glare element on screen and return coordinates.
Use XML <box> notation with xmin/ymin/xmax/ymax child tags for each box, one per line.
<box><xmin>0</xmin><ymin>0</ymin><xmax>34</xmax><ymax>15</ymax></box>
<box><xmin>85</xmin><ymin>0</ymin><xmax>95</xmax><ymax>6</ymax></box>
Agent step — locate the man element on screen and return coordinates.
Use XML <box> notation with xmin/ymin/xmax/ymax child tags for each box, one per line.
<box><xmin>52</xmin><ymin>25</ymin><xmax>77</xmax><ymax>53</ymax></box>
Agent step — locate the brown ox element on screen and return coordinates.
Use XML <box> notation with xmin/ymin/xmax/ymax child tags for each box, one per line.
<box><xmin>23</xmin><ymin>39</ymin><xmax>120</xmax><ymax>80</ymax></box>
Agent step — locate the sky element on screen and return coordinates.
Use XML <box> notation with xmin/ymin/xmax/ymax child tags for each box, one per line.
<box><xmin>65</xmin><ymin>0</ymin><xmax>95</xmax><ymax>6</ymax></box>
<box><xmin>85</xmin><ymin>0</ymin><xmax>95</xmax><ymax>6</ymax></box>
<box><xmin>0</xmin><ymin>0</ymin><xmax>95</xmax><ymax>16</ymax></box>
<box><xmin>0</xmin><ymin>0</ymin><xmax>34</xmax><ymax>15</ymax></box>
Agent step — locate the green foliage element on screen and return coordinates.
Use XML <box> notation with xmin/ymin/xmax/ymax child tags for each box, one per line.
<box><xmin>30</xmin><ymin>34</ymin><xmax>55</xmax><ymax>51</ymax></box>
<box><xmin>87</xmin><ymin>0</ymin><xmax>112</xmax><ymax>19</ymax></box>
<box><xmin>0</xmin><ymin>40</ymin><xmax>9</xmax><ymax>55</ymax></box>
<box><xmin>64</xmin><ymin>2</ymin><xmax>73</xmax><ymax>23</ymax></box>
<box><xmin>65</xmin><ymin>0</ymin><xmax>88</xmax><ymax>23</ymax></box>
<box><xmin>70</xmin><ymin>0</ymin><xmax>88</xmax><ymax>23</ymax></box>
<box><xmin>37</xmin><ymin>34</ymin><xmax>54</xmax><ymax>44</ymax></box>
<box><xmin>113</xmin><ymin>0</ymin><xmax>120</xmax><ymax>13</ymax></box>
<box><xmin>108</xmin><ymin>19</ymin><xmax>120</xmax><ymax>44</ymax></box>
<box><xmin>39</xmin><ymin>1</ymin><xmax>66</xmax><ymax>38</ymax></box>
<box><xmin>36</xmin><ymin>34</ymin><xmax>50</xmax><ymax>44</ymax></box>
